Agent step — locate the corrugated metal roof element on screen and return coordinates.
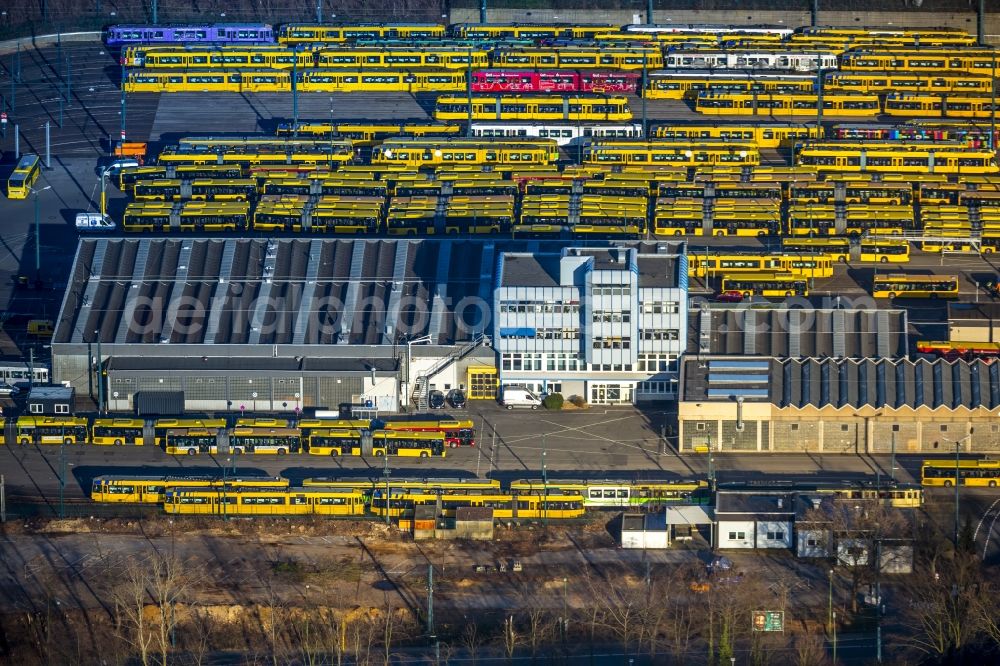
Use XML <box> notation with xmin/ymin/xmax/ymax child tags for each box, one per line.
<box><xmin>684</xmin><ymin>357</ymin><xmax>1000</xmax><ymax>411</ymax></box>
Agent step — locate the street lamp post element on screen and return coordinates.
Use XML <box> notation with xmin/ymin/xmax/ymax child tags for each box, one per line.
<box><xmin>827</xmin><ymin>569</ymin><xmax>833</xmax><ymax>635</ymax></box>
<box><xmin>31</xmin><ymin>185</ymin><xmax>52</xmax><ymax>274</ymax></box>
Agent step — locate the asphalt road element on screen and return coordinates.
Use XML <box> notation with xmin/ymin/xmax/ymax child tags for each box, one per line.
<box><xmin>0</xmin><ymin>401</ymin><xmax>926</xmax><ymax>501</ymax></box>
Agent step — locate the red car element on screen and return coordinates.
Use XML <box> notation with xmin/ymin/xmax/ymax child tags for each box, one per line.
<box><xmin>716</xmin><ymin>290</ymin><xmax>745</xmax><ymax>303</ymax></box>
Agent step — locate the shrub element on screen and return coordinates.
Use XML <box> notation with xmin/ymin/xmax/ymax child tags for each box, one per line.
<box><xmin>542</xmin><ymin>393</ymin><xmax>564</xmax><ymax>410</ymax></box>
<box><xmin>568</xmin><ymin>395</ymin><xmax>587</xmax><ymax>408</ymax></box>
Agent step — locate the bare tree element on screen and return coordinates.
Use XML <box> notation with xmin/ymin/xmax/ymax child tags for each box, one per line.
<box><xmin>898</xmin><ymin>550</ymin><xmax>991</xmax><ymax>661</ymax></box>
<box><xmin>501</xmin><ymin>615</ymin><xmax>519</xmax><ymax>662</ymax></box>
<box><xmin>461</xmin><ymin>620</ymin><xmax>482</xmax><ymax>666</ymax></box>
<box><xmin>803</xmin><ymin>498</ymin><xmax>911</xmax><ymax>613</ymax></box>
<box><xmin>147</xmin><ymin>553</ymin><xmax>190</xmax><ymax>666</ymax></box>
<box><xmin>185</xmin><ymin>607</ymin><xmax>215</xmax><ymax>666</ymax></box>
<box><xmin>792</xmin><ymin>632</ymin><xmax>830</xmax><ymax>666</ymax></box>
<box><xmin>110</xmin><ymin>558</ymin><xmax>156</xmax><ymax>666</ymax></box>
<box><xmin>382</xmin><ymin>597</ymin><xmax>397</xmax><ymax>666</ymax></box>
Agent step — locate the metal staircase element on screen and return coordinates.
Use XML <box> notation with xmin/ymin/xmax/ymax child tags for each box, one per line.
<box><xmin>411</xmin><ymin>332</ymin><xmax>491</xmax><ymax>409</ymax></box>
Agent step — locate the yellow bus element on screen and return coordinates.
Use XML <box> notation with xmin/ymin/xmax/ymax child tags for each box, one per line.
<box><xmin>871</xmin><ymin>274</ymin><xmax>960</xmax><ymax>299</ymax></box>
<box><xmin>371</xmin><ymin>138</ymin><xmax>558</xmax><ymax>167</ymax></box>
<box><xmin>229</xmin><ymin>426</ymin><xmax>302</xmax><ymax>454</ymax></box>
<box><xmin>782</xmin><ymin>237</ymin><xmax>851</xmax><ymax>262</ymax></box>
<box><xmin>795</xmin><ymin>143</ymin><xmax>998</xmax><ymax>174</ymax></box>
<box><xmin>921</xmin><ymin>459</ymin><xmax>1000</xmax><ymax>488</ymax></box>
<box><xmin>860</xmin><ymin>239</ymin><xmax>910</xmax><ymax>263</ymax></box>
<box><xmin>91</xmin><ymin>475</ymin><xmax>289</xmax><ymax>503</ymax></box>
<box><xmin>434</xmin><ymin>94</ymin><xmax>632</xmax><ymax>122</ymax></box>
<box><xmin>307</xmin><ymin>429</ymin><xmax>369</xmax><ymax>456</ymax></box>
<box><xmin>153</xmin><ymin>417</ymin><xmax>226</xmax><ymax>447</ymax></box>
<box><xmin>6</xmin><ymin>154</ymin><xmax>41</xmax><ymax>199</ymax></box>
<box><xmin>689</xmin><ymin>253</ymin><xmax>833</xmax><ymax>278</ymax></box>
<box><xmin>163</xmin><ymin>487</ymin><xmax>367</xmax><ymax>516</ymax></box>
<box><xmin>15</xmin><ymin>416</ymin><xmax>89</xmax><ymax>445</ymax></box>
<box><xmin>91</xmin><ymin>418</ymin><xmax>145</xmax><ymax>446</ymax></box>
<box><xmin>720</xmin><ymin>272</ymin><xmax>809</xmax><ymax>297</ymax></box>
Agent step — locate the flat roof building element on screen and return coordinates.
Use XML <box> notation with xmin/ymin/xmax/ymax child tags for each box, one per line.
<box><xmin>495</xmin><ymin>244</ymin><xmax>687</xmax><ymax>404</ymax></box>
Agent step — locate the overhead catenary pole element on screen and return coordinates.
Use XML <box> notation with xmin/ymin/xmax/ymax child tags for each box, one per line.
<box><xmin>646</xmin><ymin>0</ymin><xmax>653</xmax><ymax>24</ymax></box>
<box><xmin>292</xmin><ymin>54</ymin><xmax>299</xmax><ymax>136</ymax></box>
<box><xmin>811</xmin><ymin>0</ymin><xmax>819</xmax><ymax>27</ymax></box>
<box><xmin>427</xmin><ymin>564</ymin><xmax>435</xmax><ymax>638</ymax></box>
<box><xmin>978</xmin><ymin>0</ymin><xmax>985</xmax><ymax>46</ymax></box>
<box><xmin>152</xmin><ymin>0</ymin><xmax>158</xmax><ymax>25</ymax></box>
<box><xmin>466</xmin><ymin>47</ymin><xmax>473</xmax><ymax>136</ymax></box>
<box><xmin>479</xmin><ymin>0</ymin><xmax>486</xmax><ymax>24</ymax></box>
<box><xmin>316</xmin><ymin>0</ymin><xmax>322</xmax><ymax>24</ymax></box>
<box><xmin>641</xmin><ymin>52</ymin><xmax>648</xmax><ymax>138</ymax></box>
<box><xmin>13</xmin><ymin>124</ymin><xmax>18</xmax><ymax>159</ymax></box>
<box><xmin>120</xmin><ymin>62</ymin><xmax>126</xmax><ymax>141</ymax></box>
<box><xmin>44</xmin><ymin>122</ymin><xmax>50</xmax><ymax>168</ymax></box>
<box><xmin>96</xmin><ymin>331</ymin><xmax>104</xmax><ymax>414</ymax></box>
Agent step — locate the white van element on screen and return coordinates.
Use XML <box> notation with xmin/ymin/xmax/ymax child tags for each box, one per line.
<box><xmin>501</xmin><ymin>386</ymin><xmax>542</xmax><ymax>410</ymax></box>
<box><xmin>103</xmin><ymin>159</ymin><xmax>139</xmax><ymax>178</ymax></box>
<box><xmin>75</xmin><ymin>212</ymin><xmax>116</xmax><ymax>232</ymax></box>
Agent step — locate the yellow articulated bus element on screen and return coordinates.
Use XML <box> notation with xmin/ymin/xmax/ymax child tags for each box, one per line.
<box><xmin>491</xmin><ymin>46</ymin><xmax>664</xmax><ymax>70</ymax></box>
<box><xmin>229</xmin><ymin>426</ymin><xmax>302</xmax><ymax>455</ymax></box>
<box><xmin>277</xmin><ymin>23</ymin><xmax>447</xmax><ymax>44</ymax></box>
<box><xmin>871</xmin><ymin>274</ymin><xmax>960</xmax><ymax>299</ymax></box>
<box><xmin>720</xmin><ymin>272</ymin><xmax>809</xmax><ymax>297</ymax></box>
<box><xmin>921</xmin><ymin>459</ymin><xmax>1000</xmax><ymax>488</ymax></box>
<box><xmin>15</xmin><ymin>416</ymin><xmax>90</xmax><ymax>445</ymax></box>
<box><xmin>371</xmin><ymin>138</ymin><xmax>559</xmax><ymax>167</ymax></box>
<box><xmin>163</xmin><ymin>487</ymin><xmax>367</xmax><ymax>516</ymax></box>
<box><xmin>695</xmin><ymin>91</ymin><xmax>880</xmax><ymax>116</ymax></box>
<box><xmin>91</xmin><ymin>418</ymin><xmax>145</xmax><ymax>446</ymax></box>
<box><xmin>133</xmin><ymin>178</ymin><xmax>257</xmax><ymax>201</ymax></box>
<box><xmin>370</xmin><ymin>488</ymin><xmax>586</xmax><ymax>520</ymax></box>
<box><xmin>688</xmin><ymin>253</ymin><xmax>833</xmax><ymax>278</ymax></box>
<box><xmin>651</xmin><ymin>122</ymin><xmax>822</xmax><ymax>149</ymax></box>
<box><xmin>823</xmin><ymin>72</ymin><xmax>993</xmax><ymax>95</ymax></box>
<box><xmin>583</xmin><ymin>140</ymin><xmax>759</xmax><ymax>167</ymax></box>
<box><xmin>6</xmin><ymin>154</ymin><xmax>41</xmax><ymax>199</ymax></box>
<box><xmin>434</xmin><ymin>94</ymin><xmax>632</xmax><ymax>122</ymax></box>
<box><xmin>123</xmin><ymin>201</ymin><xmax>251</xmax><ymax>233</ymax></box>
<box><xmin>646</xmin><ymin>71</ymin><xmax>818</xmax><ymax>100</ymax></box>
<box><xmin>795</xmin><ymin>143</ymin><xmax>998</xmax><ymax>174</ymax></box>
<box><xmin>91</xmin><ymin>475</ymin><xmax>289</xmax><ymax>503</ymax></box>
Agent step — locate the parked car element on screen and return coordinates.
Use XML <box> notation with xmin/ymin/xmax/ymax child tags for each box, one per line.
<box><xmin>0</xmin><ymin>383</ymin><xmax>21</xmax><ymax>397</ymax></box>
<box><xmin>75</xmin><ymin>212</ymin><xmax>117</xmax><ymax>232</ymax></box>
<box><xmin>716</xmin><ymin>290</ymin><xmax>744</xmax><ymax>303</ymax></box>
<box><xmin>447</xmin><ymin>388</ymin><xmax>467</xmax><ymax>409</ymax></box>
<box><xmin>428</xmin><ymin>390</ymin><xmax>446</xmax><ymax>409</ymax></box>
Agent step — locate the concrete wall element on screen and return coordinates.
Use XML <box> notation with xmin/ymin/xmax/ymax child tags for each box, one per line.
<box><xmin>717</xmin><ymin>520</ymin><xmax>755</xmax><ymax>548</ymax></box>
<box><xmin>451</xmin><ymin>9</ymin><xmax>1000</xmax><ymax>44</ymax></box>
<box><xmin>621</xmin><ymin>528</ymin><xmax>668</xmax><ymax>549</ymax></box>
